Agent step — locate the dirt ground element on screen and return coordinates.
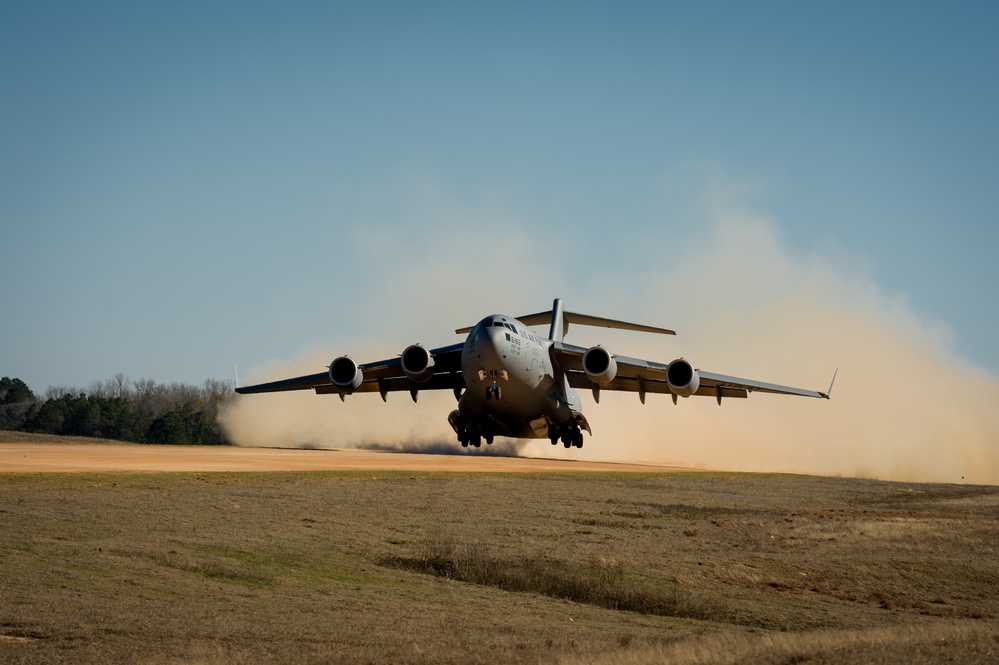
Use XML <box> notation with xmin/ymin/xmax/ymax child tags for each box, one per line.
<box><xmin>0</xmin><ymin>441</ymin><xmax>690</xmax><ymax>474</ymax></box>
<box><xmin>2</xmin><ymin>436</ymin><xmax>998</xmax><ymax>664</ymax></box>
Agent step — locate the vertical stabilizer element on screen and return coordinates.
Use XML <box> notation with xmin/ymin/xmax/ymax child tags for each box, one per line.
<box><xmin>548</xmin><ymin>298</ymin><xmax>565</xmax><ymax>342</ymax></box>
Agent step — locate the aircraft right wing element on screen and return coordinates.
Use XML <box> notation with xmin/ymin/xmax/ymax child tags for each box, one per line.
<box><xmin>552</xmin><ymin>341</ymin><xmax>833</xmax><ymax>403</ymax></box>
<box><xmin>235</xmin><ymin>343</ymin><xmax>466</xmax><ymax>401</ymax></box>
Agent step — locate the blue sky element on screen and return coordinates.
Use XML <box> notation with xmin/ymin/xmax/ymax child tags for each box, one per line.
<box><xmin>3</xmin><ymin>1</ymin><xmax>998</xmax><ymax>393</ymax></box>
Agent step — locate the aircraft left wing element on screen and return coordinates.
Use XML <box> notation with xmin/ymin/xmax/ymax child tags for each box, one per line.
<box><xmin>235</xmin><ymin>343</ymin><xmax>466</xmax><ymax>400</ymax></box>
<box><xmin>552</xmin><ymin>341</ymin><xmax>832</xmax><ymax>403</ymax></box>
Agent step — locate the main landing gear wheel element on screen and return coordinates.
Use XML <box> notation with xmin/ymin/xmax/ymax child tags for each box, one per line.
<box><xmin>559</xmin><ymin>427</ymin><xmax>584</xmax><ymax>449</ymax></box>
<box><xmin>456</xmin><ymin>424</ymin><xmax>490</xmax><ymax>449</ymax></box>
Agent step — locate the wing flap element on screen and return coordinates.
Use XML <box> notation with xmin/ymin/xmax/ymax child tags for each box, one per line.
<box><xmin>551</xmin><ymin>342</ymin><xmax>668</xmax><ymax>380</ymax></box>
<box><xmin>566</xmin><ymin>372</ymin><xmax>748</xmax><ymax>399</ymax></box>
<box><xmin>234</xmin><ymin>372</ymin><xmax>330</xmax><ymax>394</ymax></box>
<box><xmin>235</xmin><ymin>343</ymin><xmax>465</xmax><ymax>396</ymax></box>
<box><xmin>314</xmin><ymin>371</ymin><xmax>466</xmax><ymax>396</ymax></box>
<box><xmin>696</xmin><ymin>371</ymin><xmax>828</xmax><ymax>399</ymax></box>
<box><xmin>554</xmin><ymin>343</ymin><xmax>826</xmax><ymax>401</ymax></box>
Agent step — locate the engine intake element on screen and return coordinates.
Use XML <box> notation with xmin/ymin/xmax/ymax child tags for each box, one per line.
<box><xmin>582</xmin><ymin>346</ymin><xmax>618</xmax><ymax>386</ymax></box>
<box><xmin>401</xmin><ymin>344</ymin><xmax>435</xmax><ymax>383</ymax></box>
<box><xmin>328</xmin><ymin>356</ymin><xmax>363</xmax><ymax>394</ymax></box>
<box><xmin>667</xmin><ymin>358</ymin><xmax>700</xmax><ymax>397</ymax></box>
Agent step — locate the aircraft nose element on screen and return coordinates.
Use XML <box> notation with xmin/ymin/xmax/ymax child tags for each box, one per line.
<box><xmin>477</xmin><ymin>326</ymin><xmax>500</xmax><ymax>353</ymax></box>
<box><xmin>470</xmin><ymin>325</ymin><xmax>508</xmax><ymax>364</ymax></box>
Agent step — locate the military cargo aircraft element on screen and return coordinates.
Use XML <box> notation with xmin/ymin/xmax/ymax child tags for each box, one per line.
<box><xmin>236</xmin><ymin>298</ymin><xmax>833</xmax><ymax>448</ymax></box>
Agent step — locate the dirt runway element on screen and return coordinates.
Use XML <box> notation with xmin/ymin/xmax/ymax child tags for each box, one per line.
<box><xmin>0</xmin><ymin>442</ymin><xmax>691</xmax><ymax>474</ymax></box>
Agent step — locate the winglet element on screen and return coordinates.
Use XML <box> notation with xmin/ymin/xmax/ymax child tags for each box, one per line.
<box><xmin>820</xmin><ymin>368</ymin><xmax>837</xmax><ymax>399</ymax></box>
<box><xmin>233</xmin><ymin>363</ymin><xmax>241</xmax><ymax>392</ymax></box>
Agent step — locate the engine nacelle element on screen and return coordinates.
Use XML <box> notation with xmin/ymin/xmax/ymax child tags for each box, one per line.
<box><xmin>401</xmin><ymin>344</ymin><xmax>435</xmax><ymax>383</ymax></box>
<box><xmin>667</xmin><ymin>358</ymin><xmax>700</xmax><ymax>397</ymax></box>
<box><xmin>582</xmin><ymin>346</ymin><xmax>618</xmax><ymax>386</ymax></box>
<box><xmin>328</xmin><ymin>356</ymin><xmax>363</xmax><ymax>394</ymax></box>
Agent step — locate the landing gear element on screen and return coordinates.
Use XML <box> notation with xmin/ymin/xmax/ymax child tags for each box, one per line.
<box><xmin>485</xmin><ymin>383</ymin><xmax>502</xmax><ymax>400</ymax></box>
<box><xmin>549</xmin><ymin>423</ymin><xmax>584</xmax><ymax>449</ymax></box>
<box><xmin>455</xmin><ymin>422</ymin><xmax>492</xmax><ymax>449</ymax></box>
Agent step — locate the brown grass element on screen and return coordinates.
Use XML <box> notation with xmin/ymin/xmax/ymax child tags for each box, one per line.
<box><xmin>1</xmin><ymin>438</ymin><xmax>998</xmax><ymax>663</ymax></box>
<box><xmin>381</xmin><ymin>534</ymin><xmax>725</xmax><ymax>620</ymax></box>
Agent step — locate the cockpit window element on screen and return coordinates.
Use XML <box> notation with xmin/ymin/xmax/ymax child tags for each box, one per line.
<box><xmin>504</xmin><ymin>323</ymin><xmax>516</xmax><ymax>332</ymax></box>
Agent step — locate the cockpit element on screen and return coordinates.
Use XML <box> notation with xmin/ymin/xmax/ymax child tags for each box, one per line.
<box><xmin>472</xmin><ymin>318</ymin><xmax>518</xmax><ymax>336</ymax></box>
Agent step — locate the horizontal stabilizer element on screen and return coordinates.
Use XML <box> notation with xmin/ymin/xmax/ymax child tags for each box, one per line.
<box><xmin>456</xmin><ymin>300</ymin><xmax>675</xmax><ymax>338</ymax></box>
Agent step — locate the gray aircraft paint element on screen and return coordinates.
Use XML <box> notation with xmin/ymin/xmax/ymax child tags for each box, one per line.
<box><xmin>236</xmin><ymin>298</ymin><xmax>831</xmax><ymax>449</ymax></box>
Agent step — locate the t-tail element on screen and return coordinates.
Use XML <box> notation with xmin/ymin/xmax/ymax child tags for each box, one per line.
<box><xmin>548</xmin><ymin>298</ymin><xmax>566</xmax><ymax>342</ymax></box>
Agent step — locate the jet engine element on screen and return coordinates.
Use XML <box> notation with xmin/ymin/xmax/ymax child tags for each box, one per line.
<box><xmin>582</xmin><ymin>346</ymin><xmax>618</xmax><ymax>385</ymax></box>
<box><xmin>328</xmin><ymin>356</ymin><xmax>363</xmax><ymax>394</ymax></box>
<box><xmin>667</xmin><ymin>358</ymin><xmax>700</xmax><ymax>397</ymax></box>
<box><xmin>401</xmin><ymin>344</ymin><xmax>435</xmax><ymax>383</ymax></box>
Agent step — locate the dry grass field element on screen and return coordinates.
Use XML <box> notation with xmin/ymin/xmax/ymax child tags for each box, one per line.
<box><xmin>1</xmin><ymin>436</ymin><xmax>998</xmax><ymax>663</ymax></box>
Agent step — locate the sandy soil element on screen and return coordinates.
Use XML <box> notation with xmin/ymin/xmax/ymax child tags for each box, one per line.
<box><xmin>0</xmin><ymin>442</ymin><xmax>692</xmax><ymax>474</ymax></box>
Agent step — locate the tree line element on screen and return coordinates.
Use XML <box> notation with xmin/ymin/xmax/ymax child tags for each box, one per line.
<box><xmin>0</xmin><ymin>374</ymin><xmax>231</xmax><ymax>445</ymax></box>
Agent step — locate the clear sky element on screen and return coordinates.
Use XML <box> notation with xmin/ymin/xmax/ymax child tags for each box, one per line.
<box><xmin>3</xmin><ymin>1</ymin><xmax>998</xmax><ymax>393</ymax></box>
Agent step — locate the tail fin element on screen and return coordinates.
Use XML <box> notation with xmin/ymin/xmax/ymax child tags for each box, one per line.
<box><xmin>548</xmin><ymin>298</ymin><xmax>566</xmax><ymax>342</ymax></box>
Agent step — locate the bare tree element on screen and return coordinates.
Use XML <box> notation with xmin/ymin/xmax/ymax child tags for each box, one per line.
<box><xmin>44</xmin><ymin>386</ymin><xmax>76</xmax><ymax>400</ymax></box>
<box><xmin>131</xmin><ymin>378</ymin><xmax>156</xmax><ymax>399</ymax></box>
<box><xmin>104</xmin><ymin>373</ymin><xmax>132</xmax><ymax>400</ymax></box>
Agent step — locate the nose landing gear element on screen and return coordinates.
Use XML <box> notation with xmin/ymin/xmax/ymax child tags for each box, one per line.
<box><xmin>485</xmin><ymin>382</ymin><xmax>502</xmax><ymax>400</ymax></box>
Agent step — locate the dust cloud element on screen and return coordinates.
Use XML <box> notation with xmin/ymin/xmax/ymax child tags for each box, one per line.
<box><xmin>561</xmin><ymin>214</ymin><xmax>999</xmax><ymax>485</ymax></box>
<box><xmin>219</xmin><ymin>193</ymin><xmax>999</xmax><ymax>484</ymax></box>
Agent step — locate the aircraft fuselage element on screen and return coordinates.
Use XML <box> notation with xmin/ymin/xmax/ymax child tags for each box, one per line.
<box><xmin>451</xmin><ymin>315</ymin><xmax>585</xmax><ymax>446</ymax></box>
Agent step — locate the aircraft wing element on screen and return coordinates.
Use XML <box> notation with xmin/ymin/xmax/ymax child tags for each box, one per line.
<box><xmin>235</xmin><ymin>343</ymin><xmax>466</xmax><ymax>399</ymax></box>
<box><xmin>553</xmin><ymin>342</ymin><xmax>831</xmax><ymax>402</ymax></box>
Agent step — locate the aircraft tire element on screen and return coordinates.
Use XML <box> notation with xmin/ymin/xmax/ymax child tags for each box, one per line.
<box><xmin>472</xmin><ymin>435</ymin><xmax>481</xmax><ymax>448</ymax></box>
<box><xmin>485</xmin><ymin>434</ymin><xmax>494</xmax><ymax>445</ymax></box>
